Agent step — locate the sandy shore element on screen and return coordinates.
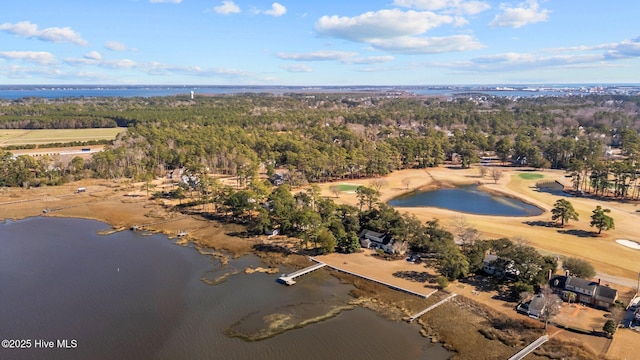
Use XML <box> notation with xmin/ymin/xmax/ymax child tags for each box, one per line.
<box><xmin>0</xmin><ymin>179</ymin><xmax>258</xmax><ymax>256</ymax></box>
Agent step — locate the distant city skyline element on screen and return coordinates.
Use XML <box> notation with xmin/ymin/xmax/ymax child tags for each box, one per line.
<box><xmin>1</xmin><ymin>1</ymin><xmax>639</xmax><ymax>85</ymax></box>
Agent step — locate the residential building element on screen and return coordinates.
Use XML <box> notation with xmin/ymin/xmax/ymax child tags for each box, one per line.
<box><xmin>359</xmin><ymin>229</ymin><xmax>395</xmax><ymax>254</ymax></box>
<box><xmin>550</xmin><ymin>275</ymin><xmax>618</xmax><ymax>309</ymax></box>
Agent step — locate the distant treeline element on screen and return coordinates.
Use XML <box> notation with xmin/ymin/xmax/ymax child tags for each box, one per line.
<box><xmin>0</xmin><ymin>94</ymin><xmax>639</xmax><ymax>198</ymax></box>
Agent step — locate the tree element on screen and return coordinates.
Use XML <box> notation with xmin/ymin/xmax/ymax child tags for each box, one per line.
<box><xmin>490</xmin><ymin>168</ymin><xmax>503</xmax><ymax>184</ymax></box>
<box><xmin>603</xmin><ymin>319</ymin><xmax>617</xmax><ymax>337</ymax></box>
<box><xmin>590</xmin><ymin>205</ymin><xmax>614</xmax><ymax>234</ymax></box>
<box><xmin>495</xmin><ymin>137</ymin><xmax>512</xmax><ymax>164</ymax></box>
<box><xmin>562</xmin><ymin>257</ymin><xmax>596</xmax><ymax>279</ymax></box>
<box><xmin>329</xmin><ymin>184</ymin><xmax>342</xmax><ymax>198</ymax></box>
<box><xmin>369</xmin><ymin>178</ymin><xmax>388</xmax><ymax>193</ymax></box>
<box><xmin>540</xmin><ymin>286</ymin><xmax>563</xmax><ymax>329</ymax></box>
<box><xmin>316</xmin><ymin>228</ymin><xmax>337</xmax><ymax>254</ymax></box>
<box><xmin>478</xmin><ymin>166</ymin><xmax>487</xmax><ymax>178</ymax></box>
<box><xmin>551</xmin><ymin>199</ymin><xmax>579</xmax><ymax>226</ymax></box>
<box><xmin>401</xmin><ymin>177</ymin><xmax>412</xmax><ymax>190</ymax></box>
<box><xmin>355</xmin><ymin>186</ymin><xmax>380</xmax><ymax>211</ymax></box>
<box><xmin>336</xmin><ymin>231</ymin><xmax>360</xmax><ymax>254</ymax></box>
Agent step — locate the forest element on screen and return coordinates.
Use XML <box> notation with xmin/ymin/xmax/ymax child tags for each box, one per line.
<box><xmin>1</xmin><ymin>92</ymin><xmax>639</xmax><ymax>195</ymax></box>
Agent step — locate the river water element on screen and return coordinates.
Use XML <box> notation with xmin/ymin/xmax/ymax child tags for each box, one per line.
<box><xmin>0</xmin><ymin>217</ymin><xmax>450</xmax><ymax>360</ymax></box>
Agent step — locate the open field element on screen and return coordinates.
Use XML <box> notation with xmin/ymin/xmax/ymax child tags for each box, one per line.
<box><xmin>0</xmin><ymin>127</ymin><xmax>126</xmax><ymax>146</ymax></box>
<box><xmin>319</xmin><ymin>166</ymin><xmax>640</xmax><ymax>284</ymax></box>
<box><xmin>518</xmin><ymin>172</ymin><xmax>545</xmax><ymax>180</ymax></box>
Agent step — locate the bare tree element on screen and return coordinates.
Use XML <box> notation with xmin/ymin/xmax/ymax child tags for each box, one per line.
<box><xmin>370</xmin><ymin>178</ymin><xmax>388</xmax><ymax>193</ymax></box>
<box><xmin>329</xmin><ymin>184</ymin><xmax>342</xmax><ymax>198</ymax></box>
<box><xmin>540</xmin><ymin>286</ymin><xmax>563</xmax><ymax>329</ymax></box>
<box><xmin>392</xmin><ymin>240</ymin><xmax>409</xmax><ymax>255</ymax></box>
<box><xmin>478</xmin><ymin>166</ymin><xmax>487</xmax><ymax>178</ymax></box>
<box><xmin>451</xmin><ymin>215</ymin><xmax>479</xmax><ymax>247</ymax></box>
<box><xmin>401</xmin><ymin>177</ymin><xmax>412</xmax><ymax>190</ymax></box>
<box><xmin>490</xmin><ymin>168</ymin><xmax>503</xmax><ymax>184</ymax></box>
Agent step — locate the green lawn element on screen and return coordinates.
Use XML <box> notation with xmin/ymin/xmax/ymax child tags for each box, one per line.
<box><xmin>518</xmin><ymin>172</ymin><xmax>544</xmax><ymax>180</ymax></box>
<box><xmin>0</xmin><ymin>128</ymin><xmax>126</xmax><ymax>146</ymax></box>
<box><xmin>338</xmin><ymin>183</ymin><xmax>360</xmax><ymax>191</ymax></box>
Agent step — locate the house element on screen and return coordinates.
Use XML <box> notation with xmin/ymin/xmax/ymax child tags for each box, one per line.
<box><xmin>527</xmin><ymin>293</ymin><xmax>547</xmax><ymax>319</ymax></box>
<box><xmin>269</xmin><ymin>173</ymin><xmax>285</xmax><ymax>186</ymax></box>
<box><xmin>550</xmin><ymin>275</ymin><xmax>618</xmax><ymax>309</ymax></box>
<box><xmin>482</xmin><ymin>254</ymin><xmax>520</xmax><ymax>280</ymax></box>
<box><xmin>359</xmin><ymin>229</ymin><xmax>394</xmax><ymax>253</ymax></box>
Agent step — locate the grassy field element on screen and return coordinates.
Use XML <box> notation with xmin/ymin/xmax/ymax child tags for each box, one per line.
<box><xmin>518</xmin><ymin>172</ymin><xmax>545</xmax><ymax>180</ymax></box>
<box><xmin>338</xmin><ymin>183</ymin><xmax>361</xmax><ymax>191</ymax></box>
<box><xmin>0</xmin><ymin>128</ymin><xmax>126</xmax><ymax>146</ymax></box>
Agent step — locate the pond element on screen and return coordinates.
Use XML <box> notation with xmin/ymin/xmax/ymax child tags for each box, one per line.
<box><xmin>388</xmin><ymin>185</ymin><xmax>544</xmax><ymax>216</ymax></box>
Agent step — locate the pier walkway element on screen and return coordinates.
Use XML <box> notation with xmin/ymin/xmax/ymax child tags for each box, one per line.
<box><xmin>507</xmin><ymin>335</ymin><xmax>549</xmax><ymax>360</ymax></box>
<box><xmin>408</xmin><ymin>293</ymin><xmax>457</xmax><ymax>322</ymax></box>
<box><xmin>278</xmin><ymin>262</ymin><xmax>327</xmax><ymax>285</ymax></box>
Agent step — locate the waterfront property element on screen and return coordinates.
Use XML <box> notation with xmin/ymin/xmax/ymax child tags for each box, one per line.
<box><xmin>359</xmin><ymin>229</ymin><xmax>395</xmax><ymax>254</ymax></box>
<box><xmin>482</xmin><ymin>254</ymin><xmax>520</xmax><ymax>280</ymax></box>
<box><xmin>550</xmin><ymin>275</ymin><xmax>618</xmax><ymax>309</ymax></box>
<box><xmin>517</xmin><ymin>293</ymin><xmax>546</xmax><ymax>319</ymax></box>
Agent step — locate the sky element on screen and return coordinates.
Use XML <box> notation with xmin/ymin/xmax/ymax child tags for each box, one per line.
<box><xmin>1</xmin><ymin>0</ymin><xmax>639</xmax><ymax>85</ymax></box>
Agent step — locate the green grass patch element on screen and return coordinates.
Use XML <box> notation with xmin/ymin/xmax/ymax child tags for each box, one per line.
<box><xmin>518</xmin><ymin>172</ymin><xmax>544</xmax><ymax>180</ymax></box>
<box><xmin>0</xmin><ymin>128</ymin><xmax>125</xmax><ymax>146</ymax></box>
<box><xmin>338</xmin><ymin>183</ymin><xmax>360</xmax><ymax>191</ymax></box>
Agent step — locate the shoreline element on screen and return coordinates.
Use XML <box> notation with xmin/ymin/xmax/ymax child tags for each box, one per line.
<box><xmin>1</xmin><ymin>177</ymin><xmax>636</xmax><ymax>358</ymax></box>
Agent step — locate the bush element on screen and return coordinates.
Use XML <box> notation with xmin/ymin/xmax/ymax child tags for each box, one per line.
<box><xmin>436</xmin><ymin>276</ymin><xmax>449</xmax><ymax>289</ymax></box>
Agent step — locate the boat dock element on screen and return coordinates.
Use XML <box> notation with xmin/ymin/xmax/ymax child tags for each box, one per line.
<box><xmin>507</xmin><ymin>335</ymin><xmax>549</xmax><ymax>360</ymax></box>
<box><xmin>278</xmin><ymin>262</ymin><xmax>327</xmax><ymax>285</ymax></box>
<box><xmin>408</xmin><ymin>293</ymin><xmax>457</xmax><ymax>322</ymax></box>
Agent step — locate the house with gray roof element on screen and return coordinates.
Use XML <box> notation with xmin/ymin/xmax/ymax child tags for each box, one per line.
<box><xmin>359</xmin><ymin>229</ymin><xmax>394</xmax><ymax>254</ymax></box>
<box><xmin>550</xmin><ymin>275</ymin><xmax>618</xmax><ymax>309</ymax></box>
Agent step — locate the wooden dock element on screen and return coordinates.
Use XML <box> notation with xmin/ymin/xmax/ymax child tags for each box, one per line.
<box><xmin>278</xmin><ymin>262</ymin><xmax>327</xmax><ymax>285</ymax></box>
<box><xmin>507</xmin><ymin>335</ymin><xmax>549</xmax><ymax>360</ymax></box>
<box><xmin>408</xmin><ymin>293</ymin><xmax>457</xmax><ymax>322</ymax></box>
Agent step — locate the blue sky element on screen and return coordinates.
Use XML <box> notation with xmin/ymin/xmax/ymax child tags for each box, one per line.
<box><xmin>1</xmin><ymin>0</ymin><xmax>639</xmax><ymax>85</ymax></box>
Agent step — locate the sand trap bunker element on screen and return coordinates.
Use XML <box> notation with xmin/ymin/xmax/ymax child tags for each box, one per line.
<box><xmin>616</xmin><ymin>239</ymin><xmax>640</xmax><ymax>250</ymax></box>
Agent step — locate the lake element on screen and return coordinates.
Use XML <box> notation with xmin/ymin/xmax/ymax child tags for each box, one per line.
<box><xmin>0</xmin><ymin>217</ymin><xmax>450</xmax><ymax>360</ymax></box>
<box><xmin>388</xmin><ymin>185</ymin><xmax>544</xmax><ymax>216</ymax></box>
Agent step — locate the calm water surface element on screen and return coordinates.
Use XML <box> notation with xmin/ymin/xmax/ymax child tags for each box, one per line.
<box><xmin>0</xmin><ymin>217</ymin><xmax>450</xmax><ymax>360</ymax></box>
<box><xmin>388</xmin><ymin>185</ymin><xmax>543</xmax><ymax>216</ymax></box>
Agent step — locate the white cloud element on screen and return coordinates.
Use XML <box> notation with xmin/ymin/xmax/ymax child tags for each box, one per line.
<box><xmin>105</xmin><ymin>41</ymin><xmax>135</xmax><ymax>52</ymax></box>
<box><xmin>0</xmin><ymin>21</ymin><xmax>88</xmax><ymax>46</ymax></box>
<box><xmin>277</xmin><ymin>51</ymin><xmax>395</xmax><ymax>65</ymax></box>
<box><xmin>0</xmin><ymin>51</ymin><xmax>56</xmax><ymax>65</ymax></box>
<box><xmin>149</xmin><ymin>0</ymin><xmax>182</xmax><ymax>3</ymax></box>
<box><xmin>347</xmin><ymin>56</ymin><xmax>395</xmax><ymax>65</ymax></box>
<box><xmin>489</xmin><ymin>0</ymin><xmax>549</xmax><ymax>28</ymax></box>
<box><xmin>313</xmin><ymin>9</ymin><xmax>483</xmax><ymax>54</ymax></box>
<box><xmin>264</xmin><ymin>3</ymin><xmax>287</xmax><ymax>17</ymax></box>
<box><xmin>213</xmin><ymin>1</ymin><xmax>241</xmax><ymax>15</ymax></box>
<box><xmin>370</xmin><ymin>35</ymin><xmax>484</xmax><ymax>54</ymax></box>
<box><xmin>277</xmin><ymin>50</ymin><xmax>359</xmax><ymax>62</ymax></box>
<box><xmin>281</xmin><ymin>64</ymin><xmax>313</xmax><ymax>73</ymax></box>
<box><xmin>84</xmin><ymin>51</ymin><xmax>102</xmax><ymax>60</ymax></box>
<box><xmin>394</xmin><ymin>0</ymin><xmax>491</xmax><ymax>15</ymax></box>
<box><xmin>315</xmin><ymin>9</ymin><xmax>455</xmax><ymax>42</ymax></box>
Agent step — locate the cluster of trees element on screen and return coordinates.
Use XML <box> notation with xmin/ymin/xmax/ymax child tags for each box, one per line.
<box><xmin>551</xmin><ymin>199</ymin><xmax>615</xmax><ymax>234</ymax></box>
<box><xmin>1</xmin><ymin>94</ymin><xmax>639</xmax><ymax>191</ymax></box>
<box><xmin>0</xmin><ymin>150</ymin><xmax>85</xmax><ymax>187</ymax></box>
